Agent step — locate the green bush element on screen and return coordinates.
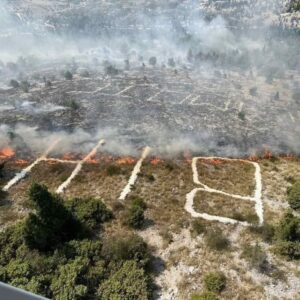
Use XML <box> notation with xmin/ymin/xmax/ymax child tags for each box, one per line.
<box><xmin>23</xmin><ymin>183</ymin><xmax>84</xmax><ymax>251</ymax></box>
<box><xmin>275</xmin><ymin>212</ymin><xmax>300</xmax><ymax>242</ymax></box>
<box><xmin>101</xmin><ymin>233</ymin><xmax>150</xmax><ymax>267</ymax></box>
<box><xmin>129</xmin><ymin>196</ymin><xmax>147</xmax><ymax>211</ymax></box>
<box><xmin>203</xmin><ymin>272</ymin><xmax>226</xmax><ymax>293</ymax></box>
<box><xmin>273</xmin><ymin>241</ymin><xmax>300</xmax><ymax>260</ymax></box>
<box><xmin>238</xmin><ymin>111</ymin><xmax>246</xmax><ymax>121</ymax></box>
<box><xmin>67</xmin><ymin>197</ymin><xmax>112</xmax><ymax>230</ymax></box>
<box><xmin>97</xmin><ymin>260</ymin><xmax>151</xmax><ymax>300</ymax></box>
<box><xmin>51</xmin><ymin>257</ymin><xmax>89</xmax><ymax>300</ymax></box>
<box><xmin>274</xmin><ymin>212</ymin><xmax>300</xmax><ymax>260</ymax></box>
<box><xmin>127</xmin><ymin>205</ymin><xmax>145</xmax><ymax>229</ymax></box>
<box><xmin>62</xmin><ymin>239</ymin><xmax>103</xmax><ymax>262</ymax></box>
<box><xmin>206</xmin><ymin>228</ymin><xmax>230</xmax><ymax>251</ymax></box>
<box><xmin>287</xmin><ymin>181</ymin><xmax>300</xmax><ymax>210</ymax></box>
<box><xmin>123</xmin><ymin>196</ymin><xmax>147</xmax><ymax>229</ymax></box>
<box><xmin>0</xmin><ymin>184</ymin><xmax>153</xmax><ymax>299</ymax></box>
<box><xmin>190</xmin><ymin>291</ymin><xmax>218</xmax><ymax>300</ymax></box>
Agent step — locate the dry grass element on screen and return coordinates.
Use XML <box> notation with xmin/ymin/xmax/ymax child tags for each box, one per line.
<box><xmin>129</xmin><ymin>160</ymin><xmax>195</xmax><ymax>233</ymax></box>
<box><xmin>1</xmin><ymin>156</ymin><xmax>300</xmax><ymax>299</ymax></box>
<box><xmin>196</xmin><ymin>159</ymin><xmax>256</xmax><ymax>196</ymax></box>
<box><xmin>193</xmin><ymin>191</ymin><xmax>259</xmax><ymax>224</ymax></box>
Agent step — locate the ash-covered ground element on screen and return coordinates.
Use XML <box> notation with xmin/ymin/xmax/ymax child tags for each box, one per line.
<box><xmin>0</xmin><ymin>0</ymin><xmax>299</xmax><ymax>157</ymax></box>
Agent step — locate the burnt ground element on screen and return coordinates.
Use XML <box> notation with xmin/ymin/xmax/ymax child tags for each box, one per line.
<box><xmin>0</xmin><ymin>65</ymin><xmax>299</xmax><ymax>155</ymax></box>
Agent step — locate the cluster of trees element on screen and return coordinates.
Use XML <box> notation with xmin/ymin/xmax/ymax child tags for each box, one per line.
<box><xmin>0</xmin><ymin>183</ymin><xmax>153</xmax><ymax>299</ymax></box>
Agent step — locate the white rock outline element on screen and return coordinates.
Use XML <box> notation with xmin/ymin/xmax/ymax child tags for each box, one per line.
<box><xmin>119</xmin><ymin>146</ymin><xmax>151</xmax><ymax>201</ymax></box>
<box><xmin>185</xmin><ymin>157</ymin><xmax>263</xmax><ymax>226</ymax></box>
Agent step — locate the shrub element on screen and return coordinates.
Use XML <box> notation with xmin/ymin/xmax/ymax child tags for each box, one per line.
<box><xmin>67</xmin><ymin>197</ymin><xmax>112</xmax><ymax>230</ymax></box>
<box><xmin>64</xmin><ymin>71</ymin><xmax>73</xmax><ymax>80</ymax></box>
<box><xmin>206</xmin><ymin>228</ymin><xmax>230</xmax><ymax>251</ymax></box>
<box><xmin>273</xmin><ymin>241</ymin><xmax>300</xmax><ymax>260</ymax></box>
<box><xmin>106</xmin><ymin>165</ymin><xmax>121</xmax><ymax>176</ymax></box>
<box><xmin>241</xmin><ymin>244</ymin><xmax>269</xmax><ymax>272</ymax></box>
<box><xmin>123</xmin><ymin>197</ymin><xmax>147</xmax><ymax>229</ymax></box>
<box><xmin>249</xmin><ymin>223</ymin><xmax>275</xmax><ymax>243</ymax></box>
<box><xmin>238</xmin><ymin>111</ymin><xmax>246</xmax><ymax>121</ymax></box>
<box><xmin>203</xmin><ymin>272</ymin><xmax>226</xmax><ymax>294</ymax></box>
<box><xmin>191</xmin><ymin>219</ymin><xmax>206</xmax><ymax>236</ymax></box>
<box><xmin>129</xmin><ymin>196</ymin><xmax>147</xmax><ymax>211</ymax></box>
<box><xmin>101</xmin><ymin>233</ymin><xmax>150</xmax><ymax>267</ymax></box>
<box><xmin>146</xmin><ymin>174</ymin><xmax>155</xmax><ymax>182</ymax></box>
<box><xmin>97</xmin><ymin>260</ymin><xmax>151</xmax><ymax>300</ymax></box>
<box><xmin>20</xmin><ymin>80</ymin><xmax>30</xmax><ymax>93</ymax></box>
<box><xmin>51</xmin><ymin>257</ymin><xmax>89</xmax><ymax>300</ymax></box>
<box><xmin>275</xmin><ymin>212</ymin><xmax>300</xmax><ymax>242</ymax></box>
<box><xmin>149</xmin><ymin>56</ymin><xmax>157</xmax><ymax>66</ymax></box>
<box><xmin>128</xmin><ymin>205</ymin><xmax>145</xmax><ymax>229</ymax></box>
<box><xmin>62</xmin><ymin>239</ymin><xmax>103</xmax><ymax>262</ymax></box>
<box><xmin>23</xmin><ymin>183</ymin><xmax>83</xmax><ymax>251</ymax></box>
<box><xmin>9</xmin><ymin>79</ymin><xmax>19</xmax><ymax>88</ymax></box>
<box><xmin>105</xmin><ymin>65</ymin><xmax>119</xmax><ymax>76</ymax></box>
<box><xmin>287</xmin><ymin>181</ymin><xmax>300</xmax><ymax>210</ymax></box>
<box><xmin>65</xmin><ymin>99</ymin><xmax>79</xmax><ymax>110</ymax></box>
<box><xmin>273</xmin><ymin>212</ymin><xmax>300</xmax><ymax>260</ymax></box>
<box><xmin>249</xmin><ymin>87</ymin><xmax>258</xmax><ymax>96</ymax></box>
<box><xmin>190</xmin><ymin>291</ymin><xmax>218</xmax><ymax>300</ymax></box>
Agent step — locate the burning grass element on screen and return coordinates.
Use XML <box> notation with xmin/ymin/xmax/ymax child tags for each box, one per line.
<box><xmin>193</xmin><ymin>191</ymin><xmax>259</xmax><ymax>225</ymax></box>
<box><xmin>196</xmin><ymin>159</ymin><xmax>256</xmax><ymax>196</ymax></box>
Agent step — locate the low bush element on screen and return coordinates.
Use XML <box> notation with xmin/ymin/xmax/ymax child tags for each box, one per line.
<box><xmin>64</xmin><ymin>70</ymin><xmax>73</xmax><ymax>80</ymax></box>
<box><xmin>203</xmin><ymin>272</ymin><xmax>226</xmax><ymax>293</ymax></box>
<box><xmin>66</xmin><ymin>197</ymin><xmax>112</xmax><ymax>230</ymax></box>
<box><xmin>9</xmin><ymin>79</ymin><xmax>19</xmax><ymax>88</ymax></box>
<box><xmin>123</xmin><ymin>196</ymin><xmax>147</xmax><ymax>229</ymax></box>
<box><xmin>241</xmin><ymin>244</ymin><xmax>269</xmax><ymax>273</ymax></box>
<box><xmin>191</xmin><ymin>219</ymin><xmax>206</xmax><ymax>236</ymax></box>
<box><xmin>249</xmin><ymin>223</ymin><xmax>275</xmax><ymax>243</ymax></box>
<box><xmin>106</xmin><ymin>165</ymin><xmax>122</xmax><ymax>176</ymax></box>
<box><xmin>101</xmin><ymin>233</ymin><xmax>150</xmax><ymax>267</ymax></box>
<box><xmin>273</xmin><ymin>241</ymin><xmax>300</xmax><ymax>260</ymax></box>
<box><xmin>205</xmin><ymin>228</ymin><xmax>230</xmax><ymax>251</ymax></box>
<box><xmin>97</xmin><ymin>260</ymin><xmax>151</xmax><ymax>300</ymax></box>
<box><xmin>287</xmin><ymin>181</ymin><xmax>300</xmax><ymax>210</ymax></box>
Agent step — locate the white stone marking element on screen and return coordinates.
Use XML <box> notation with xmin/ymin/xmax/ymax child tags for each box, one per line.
<box><xmin>2</xmin><ymin>140</ymin><xmax>60</xmax><ymax>191</ymax></box>
<box><xmin>119</xmin><ymin>146</ymin><xmax>151</xmax><ymax>201</ymax></box>
<box><xmin>56</xmin><ymin>139</ymin><xmax>105</xmax><ymax>194</ymax></box>
<box><xmin>185</xmin><ymin>157</ymin><xmax>263</xmax><ymax>226</ymax></box>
